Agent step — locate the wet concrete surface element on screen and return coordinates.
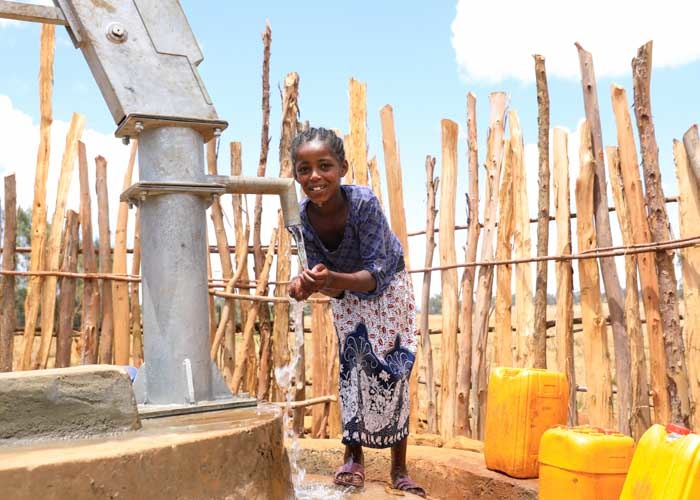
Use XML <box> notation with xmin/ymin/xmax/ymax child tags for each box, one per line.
<box><xmin>0</xmin><ymin>404</ymin><xmax>293</xmax><ymax>500</ymax></box>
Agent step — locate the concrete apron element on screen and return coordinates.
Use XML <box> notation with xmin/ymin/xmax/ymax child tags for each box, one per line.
<box><xmin>0</xmin><ymin>403</ymin><xmax>293</xmax><ymax>500</ymax></box>
<box><xmin>297</xmin><ymin>438</ymin><xmax>538</xmax><ymax>500</ymax></box>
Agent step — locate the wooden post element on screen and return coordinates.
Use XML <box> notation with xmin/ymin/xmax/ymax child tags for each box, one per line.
<box><xmin>474</xmin><ymin>92</ymin><xmax>507</xmax><ymax>439</ymax></box>
<box><xmin>421</xmin><ymin>155</ymin><xmax>438</xmax><ymax>434</ymax></box>
<box><xmin>632</xmin><ymin>42</ymin><xmax>690</xmax><ymax>427</ymax></box>
<box><xmin>77</xmin><ymin>142</ymin><xmax>98</xmax><ymax>364</ymax></box>
<box><xmin>576</xmin><ymin>43</ymin><xmax>631</xmax><ymax>434</ymax></box>
<box><xmin>1</xmin><ymin>174</ymin><xmax>17</xmax><ymax>372</ymax></box>
<box><xmin>253</xmin><ymin>22</ymin><xmax>272</xmax><ymax>277</ymax></box>
<box><xmin>458</xmin><ymin>92</ymin><xmax>479</xmax><ymax>437</ymax></box>
<box><xmin>380</xmin><ymin>105</ymin><xmax>410</xmax><ymax>261</ymax></box>
<box><xmin>325</xmin><ymin>303</ymin><xmax>341</xmax><ymax>437</ymax></box>
<box><xmin>37</xmin><ymin>112</ymin><xmax>85</xmax><ymax>369</ymax></box>
<box><xmin>343</xmin><ymin>133</ymin><xmax>354</xmax><ymax>184</ymax></box>
<box><xmin>55</xmin><ymin>210</ymin><xmax>79</xmax><ymax>368</ymax></box>
<box><xmin>230</xmin><ymin>141</ymin><xmax>249</xmax><ymax>370</ymax></box>
<box><xmin>683</xmin><ymin>125</ymin><xmax>700</xmax><ymax>187</ymax></box>
<box><xmin>439</xmin><ymin>119</ymin><xmax>459</xmax><ymax>440</ymax></box>
<box><xmin>367</xmin><ymin>156</ymin><xmax>383</xmax><ymax>208</ymax></box>
<box><xmin>494</xmin><ymin>141</ymin><xmax>514</xmax><ymax>367</ymax></box>
<box><xmin>349</xmin><ymin>78</ymin><xmax>368</xmax><ymax>186</ymax></box>
<box><xmin>231</xmin><ymin>228</ymin><xmax>278</xmax><ymax>393</ymax></box>
<box><xmin>533</xmin><ymin>55</ymin><xmax>550</xmax><ymax>369</ymax></box>
<box><xmin>610</xmin><ymin>84</ymin><xmax>669</xmax><ymax>424</ymax></box>
<box><xmin>130</xmin><ymin>209</ymin><xmax>143</xmax><ymax>367</ymax></box>
<box><xmin>576</xmin><ymin>121</ymin><xmax>614</xmax><ymax>429</ymax></box>
<box><xmin>311</xmin><ymin>298</ymin><xmax>329</xmax><ymax>437</ymax></box>
<box><xmin>553</xmin><ymin>128</ymin><xmax>577</xmax><ymax>425</ymax></box>
<box><xmin>112</xmin><ymin>140</ymin><xmax>136</xmax><ymax>365</ymax></box>
<box><xmin>674</xmin><ymin>138</ymin><xmax>700</xmax><ymax>430</ymax></box>
<box><xmin>21</xmin><ymin>24</ymin><xmax>55</xmax><ymax>370</ymax></box>
<box><xmin>95</xmin><ymin>155</ymin><xmax>114</xmax><ymax>364</ymax></box>
<box><xmin>207</xmin><ymin>139</ymin><xmax>235</xmax><ymax>381</ymax></box>
<box><xmin>272</xmin><ymin>72</ymin><xmax>299</xmax><ymax>400</ymax></box>
<box><xmin>379</xmin><ymin>104</ymin><xmax>417</xmax><ymax>431</ymax></box>
<box><xmin>607</xmin><ymin>146</ymin><xmax>651</xmax><ymax>439</ymax></box>
<box><xmin>510</xmin><ymin>110</ymin><xmax>534</xmax><ymax>368</ymax></box>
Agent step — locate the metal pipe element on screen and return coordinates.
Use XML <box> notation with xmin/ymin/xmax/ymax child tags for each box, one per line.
<box><xmin>0</xmin><ymin>0</ymin><xmax>67</xmax><ymax>25</ymax></box>
<box><xmin>135</xmin><ymin>127</ymin><xmax>229</xmax><ymax>405</ymax></box>
<box><xmin>207</xmin><ymin>175</ymin><xmax>301</xmax><ymax>227</ymax></box>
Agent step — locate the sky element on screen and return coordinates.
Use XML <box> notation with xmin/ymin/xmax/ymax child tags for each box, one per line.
<box><xmin>0</xmin><ymin>0</ymin><xmax>699</xmax><ymax>299</ymax></box>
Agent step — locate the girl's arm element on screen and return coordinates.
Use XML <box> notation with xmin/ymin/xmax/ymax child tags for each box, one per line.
<box><xmin>299</xmin><ymin>264</ymin><xmax>376</xmax><ymax>296</ymax></box>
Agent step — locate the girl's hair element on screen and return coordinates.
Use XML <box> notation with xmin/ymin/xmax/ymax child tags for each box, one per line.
<box><xmin>291</xmin><ymin>127</ymin><xmax>345</xmax><ymax>164</ymax></box>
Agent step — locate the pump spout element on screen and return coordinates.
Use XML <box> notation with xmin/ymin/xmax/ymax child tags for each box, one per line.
<box><xmin>207</xmin><ymin>175</ymin><xmax>301</xmax><ymax>228</ymax></box>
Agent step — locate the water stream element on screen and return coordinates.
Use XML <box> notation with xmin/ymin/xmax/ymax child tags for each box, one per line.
<box><xmin>279</xmin><ymin>225</ymin><xmax>348</xmax><ymax>499</ymax></box>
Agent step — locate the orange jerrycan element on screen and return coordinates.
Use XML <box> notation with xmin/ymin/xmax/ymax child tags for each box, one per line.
<box><xmin>620</xmin><ymin>423</ymin><xmax>700</xmax><ymax>499</ymax></box>
<box><xmin>483</xmin><ymin>367</ymin><xmax>568</xmax><ymax>478</ymax></box>
<box><xmin>538</xmin><ymin>425</ymin><xmax>634</xmax><ymax>499</ymax></box>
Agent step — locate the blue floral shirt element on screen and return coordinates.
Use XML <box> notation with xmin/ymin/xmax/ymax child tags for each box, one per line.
<box><xmin>300</xmin><ymin>185</ymin><xmax>404</xmax><ymax>299</ymax></box>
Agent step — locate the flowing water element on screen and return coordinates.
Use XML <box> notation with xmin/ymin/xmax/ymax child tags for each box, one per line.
<box><xmin>280</xmin><ymin>225</ymin><xmax>348</xmax><ymax>499</ymax></box>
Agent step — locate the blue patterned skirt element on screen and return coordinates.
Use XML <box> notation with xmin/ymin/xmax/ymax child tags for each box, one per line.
<box><xmin>330</xmin><ymin>269</ymin><xmax>418</xmax><ymax>448</ymax></box>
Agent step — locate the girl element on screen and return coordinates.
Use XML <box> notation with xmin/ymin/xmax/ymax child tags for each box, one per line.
<box><xmin>288</xmin><ymin>127</ymin><xmax>425</xmax><ymax>497</ymax></box>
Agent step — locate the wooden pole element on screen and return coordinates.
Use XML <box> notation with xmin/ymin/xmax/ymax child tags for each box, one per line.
<box><xmin>457</xmin><ymin>92</ymin><xmax>479</xmax><ymax>438</ymax></box>
<box><xmin>1</xmin><ymin>174</ymin><xmax>17</xmax><ymax>372</ymax></box>
<box><xmin>682</xmin><ymin>125</ymin><xmax>700</xmax><ymax>187</ymax></box>
<box><xmin>380</xmin><ymin>105</ymin><xmax>410</xmax><ymax>262</ymax></box>
<box><xmin>421</xmin><ymin>155</ymin><xmax>439</xmax><ymax>434</ymax></box>
<box><xmin>553</xmin><ymin>128</ymin><xmax>577</xmax><ymax>425</ymax></box>
<box><xmin>130</xmin><ymin>209</ymin><xmax>143</xmax><ymax>367</ymax></box>
<box><xmin>36</xmin><ymin>112</ymin><xmax>85</xmax><ymax>369</ymax></box>
<box><xmin>95</xmin><ymin>155</ymin><xmax>114</xmax><ymax>364</ymax></box>
<box><xmin>674</xmin><ymin>138</ymin><xmax>700</xmax><ymax>430</ymax></box>
<box><xmin>253</xmin><ymin>22</ymin><xmax>272</xmax><ymax>277</ymax></box>
<box><xmin>576</xmin><ymin>120</ymin><xmax>614</xmax><ymax>429</ymax></box>
<box><xmin>349</xmin><ymin>78</ymin><xmax>368</xmax><ymax>186</ymax></box>
<box><xmin>231</xmin><ymin>228</ymin><xmax>278</xmax><ymax>392</ymax></box>
<box><xmin>439</xmin><ymin>119</ymin><xmax>459</xmax><ymax>440</ymax></box>
<box><xmin>230</xmin><ymin>141</ymin><xmax>249</xmax><ymax>369</ymax></box>
<box><xmin>21</xmin><ymin>23</ymin><xmax>55</xmax><ymax>370</ymax></box>
<box><xmin>610</xmin><ymin>84</ymin><xmax>669</xmax><ymax>424</ymax></box>
<box><xmin>272</xmin><ymin>72</ymin><xmax>299</xmax><ymax>400</ymax></box>
<box><xmin>533</xmin><ymin>55</ymin><xmax>550</xmax><ymax>369</ymax></box>
<box><xmin>474</xmin><ymin>92</ymin><xmax>507</xmax><ymax>439</ymax></box>
<box><xmin>632</xmin><ymin>42</ymin><xmax>690</xmax><ymax>427</ymax></box>
<box><xmin>510</xmin><ymin>110</ymin><xmax>535</xmax><ymax>368</ymax></box>
<box><xmin>325</xmin><ymin>303</ymin><xmax>341</xmax><ymax>437</ymax></box>
<box><xmin>380</xmin><ymin>104</ymin><xmax>417</xmax><ymax>431</ymax></box>
<box><xmin>367</xmin><ymin>156</ymin><xmax>383</xmax><ymax>208</ymax></box>
<box><xmin>493</xmin><ymin>141</ymin><xmax>514</xmax><ymax>367</ymax></box>
<box><xmin>77</xmin><ymin>142</ymin><xmax>98</xmax><ymax>364</ymax></box>
<box><xmin>207</xmin><ymin>139</ymin><xmax>235</xmax><ymax>381</ymax></box>
<box><xmin>311</xmin><ymin>297</ymin><xmax>329</xmax><ymax>437</ymax></box>
<box><xmin>112</xmin><ymin>140</ymin><xmax>136</xmax><ymax>365</ymax></box>
<box><xmin>607</xmin><ymin>146</ymin><xmax>651</xmax><ymax>439</ymax></box>
<box><xmin>576</xmin><ymin>43</ymin><xmax>631</xmax><ymax>434</ymax></box>
<box><xmin>55</xmin><ymin>210</ymin><xmax>79</xmax><ymax>368</ymax></box>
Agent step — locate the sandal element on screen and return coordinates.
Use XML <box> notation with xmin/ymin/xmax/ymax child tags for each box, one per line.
<box><xmin>333</xmin><ymin>461</ymin><xmax>365</xmax><ymax>488</ymax></box>
<box><xmin>393</xmin><ymin>476</ymin><xmax>426</xmax><ymax>497</ymax></box>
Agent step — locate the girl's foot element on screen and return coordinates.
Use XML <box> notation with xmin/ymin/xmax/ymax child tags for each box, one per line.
<box><xmin>333</xmin><ymin>461</ymin><xmax>365</xmax><ymax>488</ymax></box>
<box><xmin>392</xmin><ymin>475</ymin><xmax>426</xmax><ymax>497</ymax></box>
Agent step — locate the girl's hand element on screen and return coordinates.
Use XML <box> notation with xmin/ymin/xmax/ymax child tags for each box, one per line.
<box><xmin>288</xmin><ymin>276</ymin><xmax>313</xmax><ymax>301</ymax></box>
<box><xmin>299</xmin><ymin>264</ymin><xmax>331</xmax><ymax>293</ymax></box>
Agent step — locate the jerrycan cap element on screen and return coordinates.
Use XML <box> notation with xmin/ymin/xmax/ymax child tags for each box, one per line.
<box><xmin>665</xmin><ymin>423</ymin><xmax>691</xmax><ymax>435</ymax></box>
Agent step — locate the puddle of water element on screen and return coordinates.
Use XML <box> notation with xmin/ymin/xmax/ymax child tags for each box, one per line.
<box><xmin>294</xmin><ymin>481</ymin><xmax>350</xmax><ymax>500</ymax></box>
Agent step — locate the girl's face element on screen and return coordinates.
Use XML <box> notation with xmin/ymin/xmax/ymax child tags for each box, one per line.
<box><xmin>293</xmin><ymin>139</ymin><xmax>348</xmax><ymax>206</ymax></box>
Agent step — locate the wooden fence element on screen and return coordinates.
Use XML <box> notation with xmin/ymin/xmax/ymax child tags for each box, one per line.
<box><xmin>1</xmin><ymin>26</ymin><xmax>699</xmax><ymax>443</ymax></box>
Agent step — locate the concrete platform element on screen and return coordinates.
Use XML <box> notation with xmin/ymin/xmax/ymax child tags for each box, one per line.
<box><xmin>297</xmin><ymin>438</ymin><xmax>538</xmax><ymax>500</ymax></box>
<box><xmin>299</xmin><ymin>473</ymin><xmax>424</xmax><ymax>499</ymax></box>
<box><xmin>0</xmin><ymin>405</ymin><xmax>293</xmax><ymax>500</ymax></box>
<box><xmin>0</xmin><ymin>365</ymin><xmax>140</xmax><ymax>441</ymax></box>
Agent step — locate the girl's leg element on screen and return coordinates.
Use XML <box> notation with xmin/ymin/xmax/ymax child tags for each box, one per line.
<box><xmin>391</xmin><ymin>437</ymin><xmax>426</xmax><ymax>497</ymax></box>
<box><xmin>335</xmin><ymin>444</ymin><xmax>364</xmax><ymax>487</ymax></box>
